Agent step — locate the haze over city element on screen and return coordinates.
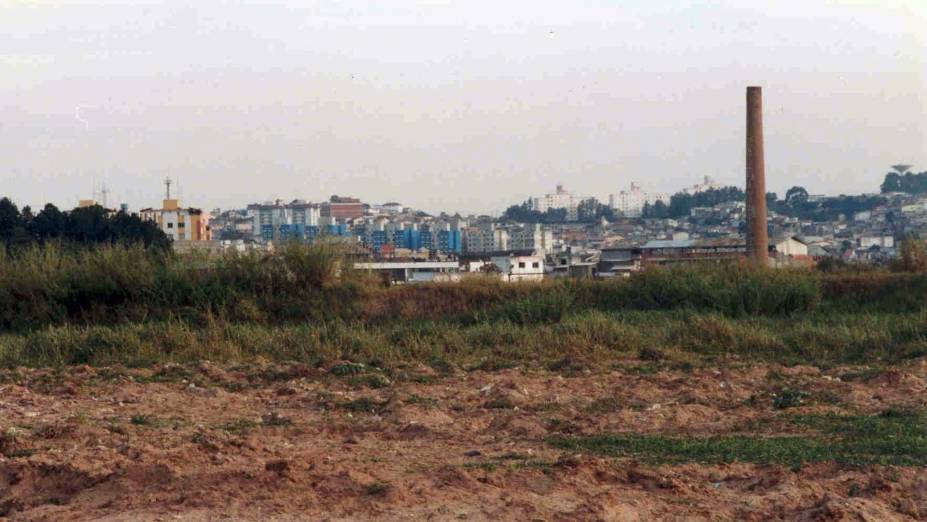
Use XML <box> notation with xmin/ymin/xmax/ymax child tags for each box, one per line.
<box><xmin>2</xmin><ymin>0</ymin><xmax>925</xmax><ymax>214</ymax></box>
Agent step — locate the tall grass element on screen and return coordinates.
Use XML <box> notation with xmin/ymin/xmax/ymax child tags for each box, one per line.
<box><xmin>0</xmin><ymin>242</ymin><xmax>361</xmax><ymax>330</ymax></box>
<box><xmin>3</xmin><ymin>310</ymin><xmax>924</xmax><ymax>368</ymax></box>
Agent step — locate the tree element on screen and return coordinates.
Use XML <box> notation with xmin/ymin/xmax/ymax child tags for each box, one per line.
<box><xmin>31</xmin><ymin>203</ymin><xmax>66</xmax><ymax>241</ymax></box>
<box><xmin>576</xmin><ymin>198</ymin><xmax>616</xmax><ymax>222</ymax></box>
<box><xmin>881</xmin><ymin>172</ymin><xmax>902</xmax><ymax>193</ymax></box>
<box><xmin>880</xmin><ymin>169</ymin><xmax>927</xmax><ymax>194</ymax></box>
<box><xmin>0</xmin><ymin>197</ymin><xmax>170</xmax><ymax>251</ymax></box>
<box><xmin>0</xmin><ymin>197</ymin><xmax>22</xmax><ymax>248</ymax></box>
<box><xmin>785</xmin><ymin>186</ymin><xmax>809</xmax><ymax>207</ymax></box>
<box><xmin>644</xmin><ymin>200</ymin><xmax>669</xmax><ymax>219</ymax></box>
<box><xmin>642</xmin><ymin>187</ymin><xmax>744</xmax><ymax>219</ymax></box>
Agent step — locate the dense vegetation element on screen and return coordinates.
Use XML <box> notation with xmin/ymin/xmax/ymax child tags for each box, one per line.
<box><xmin>642</xmin><ymin>186</ymin><xmax>745</xmax><ymax>219</ymax></box>
<box><xmin>0</xmin><ymin>197</ymin><xmax>168</xmax><ymax>251</ymax></box>
<box><xmin>501</xmin><ymin>198</ymin><xmax>616</xmax><ymax>223</ymax></box>
<box><xmin>881</xmin><ymin>169</ymin><xmax>927</xmax><ymax>194</ymax></box>
<box><xmin>1</xmin><ymin>243</ymin><xmax>927</xmax><ymax>369</ymax></box>
<box><xmin>767</xmin><ymin>188</ymin><xmax>886</xmax><ymax>222</ymax></box>
<box><xmin>637</xmin><ymin>185</ymin><xmax>885</xmax><ymax>222</ymax></box>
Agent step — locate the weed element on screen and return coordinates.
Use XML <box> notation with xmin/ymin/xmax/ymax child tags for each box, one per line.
<box><xmin>404</xmin><ymin>394</ymin><xmax>437</xmax><ymax>408</ymax></box>
<box><xmin>484</xmin><ymin>397</ymin><xmax>515</xmax><ymax>409</ymax></box>
<box><xmin>638</xmin><ymin>347</ymin><xmax>664</xmax><ymax>362</ymax></box>
<box><xmin>840</xmin><ymin>368</ymin><xmax>883</xmax><ymax>382</ymax></box>
<box><xmin>772</xmin><ymin>388</ymin><xmax>810</xmax><ymax>409</ymax></box>
<box><xmin>338</xmin><ymin>397</ymin><xmax>384</xmax><ymax>414</ymax></box>
<box><xmin>261</xmin><ymin>412</ymin><xmax>292</xmax><ymax>427</ymax></box>
<box><xmin>330</xmin><ymin>363</ymin><xmax>366</xmax><ymax>377</ymax></box>
<box><xmin>586</xmin><ymin>397</ymin><xmax>623</xmax><ymax>414</ymax></box>
<box><xmin>364</xmin><ymin>481</ymin><xmax>390</xmax><ymax>496</ymax></box>
<box><xmin>349</xmin><ymin>373</ymin><xmax>391</xmax><ymax>389</ymax></box>
<box><xmin>462</xmin><ymin>462</ymin><xmax>497</xmax><ymax>471</ymax></box>
<box><xmin>130</xmin><ymin>414</ymin><xmax>153</xmax><ymax>426</ymax></box>
<box><xmin>217</xmin><ymin>418</ymin><xmax>259</xmax><ymax>435</ymax></box>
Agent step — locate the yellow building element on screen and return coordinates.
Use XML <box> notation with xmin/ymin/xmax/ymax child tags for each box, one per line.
<box><xmin>140</xmin><ymin>199</ymin><xmax>211</xmax><ymax>241</ymax></box>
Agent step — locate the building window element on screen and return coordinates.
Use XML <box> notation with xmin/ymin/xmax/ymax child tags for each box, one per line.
<box><xmin>532</xmin><ymin>262</ymin><xmax>539</xmax><ymax>268</ymax></box>
<box><xmin>518</xmin><ymin>262</ymin><xmax>525</xmax><ymax>269</ymax></box>
<box><xmin>167</xmin><ymin>223</ymin><xmax>173</xmax><ymax>229</ymax></box>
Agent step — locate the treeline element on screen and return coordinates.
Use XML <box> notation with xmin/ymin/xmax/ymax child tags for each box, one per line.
<box><xmin>767</xmin><ymin>187</ymin><xmax>885</xmax><ymax>222</ymax></box>
<box><xmin>642</xmin><ymin>186</ymin><xmax>745</xmax><ymax>219</ymax></box>
<box><xmin>881</xmin><ymin>170</ymin><xmax>927</xmax><ymax>194</ymax></box>
<box><xmin>501</xmin><ymin>199</ymin><xmax>616</xmax><ymax>223</ymax></box>
<box><xmin>0</xmin><ymin>198</ymin><xmax>169</xmax><ymax>251</ymax></box>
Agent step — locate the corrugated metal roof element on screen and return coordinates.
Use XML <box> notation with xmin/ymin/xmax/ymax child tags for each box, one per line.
<box><xmin>642</xmin><ymin>238</ymin><xmax>746</xmax><ymax>250</ymax></box>
<box><xmin>642</xmin><ymin>239</ymin><xmax>696</xmax><ymax>249</ymax></box>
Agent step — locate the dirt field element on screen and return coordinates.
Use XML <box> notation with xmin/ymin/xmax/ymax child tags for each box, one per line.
<box><xmin>1</xmin><ymin>358</ymin><xmax>926</xmax><ymax>521</ymax></box>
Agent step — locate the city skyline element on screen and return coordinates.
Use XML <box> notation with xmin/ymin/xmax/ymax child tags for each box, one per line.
<box><xmin>2</xmin><ymin>1</ymin><xmax>925</xmax><ymax>215</ymax></box>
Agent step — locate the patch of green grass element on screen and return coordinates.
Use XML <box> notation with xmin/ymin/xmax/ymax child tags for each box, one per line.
<box><xmin>130</xmin><ymin>414</ymin><xmax>153</xmax><ymax>426</ymax></box>
<box><xmin>404</xmin><ymin>394</ymin><xmax>437</xmax><ymax>408</ymax></box>
<box><xmin>7</xmin><ymin>448</ymin><xmax>34</xmax><ymax>458</ymax></box>
<box><xmin>330</xmin><ymin>362</ymin><xmax>366</xmax><ymax>377</ymax></box>
<box><xmin>549</xmin><ymin>410</ymin><xmax>927</xmax><ymax>466</ymax></box>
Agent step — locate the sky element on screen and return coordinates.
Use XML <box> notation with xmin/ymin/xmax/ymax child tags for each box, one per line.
<box><xmin>1</xmin><ymin>0</ymin><xmax>925</xmax><ymax>215</ymax></box>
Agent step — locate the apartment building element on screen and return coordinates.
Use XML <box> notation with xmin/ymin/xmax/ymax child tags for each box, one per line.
<box><xmin>508</xmin><ymin>223</ymin><xmax>554</xmax><ymax>255</ymax></box>
<box><xmin>608</xmin><ymin>182</ymin><xmax>670</xmax><ymax>218</ymax></box>
<box><xmin>321</xmin><ymin>195</ymin><xmax>364</xmax><ymax>220</ymax></box>
<box><xmin>140</xmin><ymin>198</ymin><xmax>211</xmax><ymax>241</ymax></box>
<box><xmin>464</xmin><ymin>223</ymin><xmax>509</xmax><ymax>253</ymax></box>
<box><xmin>530</xmin><ymin>185</ymin><xmax>583</xmax><ymax>221</ymax></box>
<box><xmin>247</xmin><ymin>200</ymin><xmax>321</xmax><ymax>242</ymax></box>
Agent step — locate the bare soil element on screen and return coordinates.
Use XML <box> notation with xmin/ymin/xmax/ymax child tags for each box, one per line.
<box><xmin>1</xmin><ymin>358</ymin><xmax>926</xmax><ymax>521</ymax></box>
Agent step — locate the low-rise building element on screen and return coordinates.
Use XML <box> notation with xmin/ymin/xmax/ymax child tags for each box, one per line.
<box><xmin>353</xmin><ymin>261</ymin><xmax>460</xmax><ymax>284</ymax></box>
<box><xmin>490</xmin><ymin>254</ymin><xmax>545</xmax><ymax>282</ymax></box>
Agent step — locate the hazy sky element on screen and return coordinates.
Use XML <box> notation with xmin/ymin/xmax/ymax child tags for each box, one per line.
<box><xmin>2</xmin><ymin>0</ymin><xmax>925</xmax><ymax>215</ymax></box>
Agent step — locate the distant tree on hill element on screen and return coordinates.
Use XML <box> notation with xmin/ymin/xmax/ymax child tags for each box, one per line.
<box><xmin>643</xmin><ymin>187</ymin><xmax>745</xmax><ymax>219</ymax></box>
<box><xmin>881</xmin><ymin>169</ymin><xmax>927</xmax><ymax>194</ymax></box>
<box><xmin>785</xmin><ymin>186</ymin><xmax>809</xmax><ymax>207</ymax></box>
<box><xmin>576</xmin><ymin>198</ymin><xmax>616</xmax><ymax>222</ymax></box>
<box><xmin>501</xmin><ymin>200</ymin><xmax>593</xmax><ymax>223</ymax></box>
<box><xmin>642</xmin><ymin>200</ymin><xmax>669</xmax><ymax>219</ymax></box>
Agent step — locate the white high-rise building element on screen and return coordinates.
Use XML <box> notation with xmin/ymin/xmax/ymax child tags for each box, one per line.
<box><xmin>530</xmin><ymin>185</ymin><xmax>583</xmax><ymax>221</ymax></box>
<box><xmin>608</xmin><ymin>182</ymin><xmax>670</xmax><ymax>218</ymax></box>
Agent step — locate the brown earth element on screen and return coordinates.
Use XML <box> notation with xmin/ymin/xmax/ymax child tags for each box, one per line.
<box><xmin>0</xmin><ymin>358</ymin><xmax>926</xmax><ymax>521</ymax></box>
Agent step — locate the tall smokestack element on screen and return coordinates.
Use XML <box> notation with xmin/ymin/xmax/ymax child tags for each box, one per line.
<box><xmin>746</xmin><ymin>86</ymin><xmax>768</xmax><ymax>264</ymax></box>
